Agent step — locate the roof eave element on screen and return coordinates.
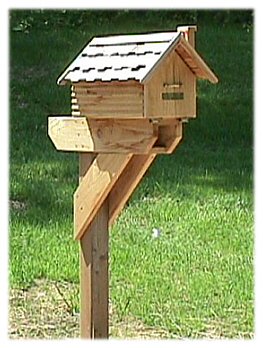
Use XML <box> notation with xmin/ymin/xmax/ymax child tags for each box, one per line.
<box><xmin>175</xmin><ymin>36</ymin><xmax>219</xmax><ymax>84</ymax></box>
<box><xmin>57</xmin><ymin>75</ymin><xmax>68</xmax><ymax>85</ymax></box>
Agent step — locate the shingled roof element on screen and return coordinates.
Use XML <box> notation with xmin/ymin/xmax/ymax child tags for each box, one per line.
<box><xmin>57</xmin><ymin>31</ymin><xmax>218</xmax><ymax>85</ymax></box>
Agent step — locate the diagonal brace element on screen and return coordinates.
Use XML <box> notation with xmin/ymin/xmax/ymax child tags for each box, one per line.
<box><xmin>74</xmin><ymin>153</ymin><xmax>132</xmax><ymax>240</ymax></box>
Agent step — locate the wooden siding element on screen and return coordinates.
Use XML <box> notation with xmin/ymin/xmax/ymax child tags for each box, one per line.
<box><xmin>144</xmin><ymin>50</ymin><xmax>196</xmax><ymax>118</ymax></box>
<box><xmin>71</xmin><ymin>81</ymin><xmax>144</xmax><ymax>118</ymax></box>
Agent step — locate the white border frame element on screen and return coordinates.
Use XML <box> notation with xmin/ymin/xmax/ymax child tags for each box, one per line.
<box><xmin>1</xmin><ymin>2</ymin><xmax>261</xmax><ymax>348</ymax></box>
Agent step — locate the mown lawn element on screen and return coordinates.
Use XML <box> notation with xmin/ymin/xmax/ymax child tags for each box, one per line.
<box><xmin>9</xmin><ymin>11</ymin><xmax>253</xmax><ymax>338</ymax></box>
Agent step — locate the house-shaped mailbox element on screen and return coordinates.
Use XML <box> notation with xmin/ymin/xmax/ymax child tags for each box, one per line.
<box><xmin>57</xmin><ymin>29</ymin><xmax>218</xmax><ymax>119</ymax></box>
<box><xmin>48</xmin><ymin>26</ymin><xmax>218</xmax><ymax>339</ymax></box>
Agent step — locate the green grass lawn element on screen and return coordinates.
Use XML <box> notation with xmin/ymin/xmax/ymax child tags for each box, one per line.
<box><xmin>9</xmin><ymin>11</ymin><xmax>253</xmax><ymax>338</ymax></box>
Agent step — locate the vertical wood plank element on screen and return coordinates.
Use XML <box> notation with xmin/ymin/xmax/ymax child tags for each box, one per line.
<box><xmin>80</xmin><ymin>223</ymin><xmax>93</xmax><ymax>338</ymax></box>
<box><xmin>79</xmin><ymin>154</ymin><xmax>94</xmax><ymax>339</ymax></box>
<box><xmin>144</xmin><ymin>50</ymin><xmax>196</xmax><ymax>118</ymax></box>
<box><xmin>79</xmin><ymin>153</ymin><xmax>109</xmax><ymax>339</ymax></box>
<box><xmin>91</xmin><ymin>203</ymin><xmax>109</xmax><ymax>338</ymax></box>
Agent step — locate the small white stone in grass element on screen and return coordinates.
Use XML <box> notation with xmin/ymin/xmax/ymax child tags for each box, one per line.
<box><xmin>152</xmin><ymin>228</ymin><xmax>161</xmax><ymax>238</ymax></box>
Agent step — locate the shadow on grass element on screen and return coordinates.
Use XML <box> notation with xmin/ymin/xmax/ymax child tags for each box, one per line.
<box><xmin>9</xmin><ymin>153</ymin><xmax>78</xmax><ymax>228</ymax></box>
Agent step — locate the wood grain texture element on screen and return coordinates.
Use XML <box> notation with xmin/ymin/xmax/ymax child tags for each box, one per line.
<box><xmin>79</xmin><ymin>154</ymin><xmax>109</xmax><ymax>339</ymax></box>
<box><xmin>73</xmin><ymin>105</ymin><xmax>143</xmax><ymax>117</ymax></box>
<box><xmin>48</xmin><ymin>116</ymin><xmax>157</xmax><ymax>154</ymax></box>
<box><xmin>72</xmin><ymin>83</ymin><xmax>144</xmax><ymax>118</ymax></box>
<box><xmin>175</xmin><ymin>37</ymin><xmax>218</xmax><ymax>83</ymax></box>
<box><xmin>90</xmin><ymin>202</ymin><xmax>109</xmax><ymax>338</ymax></box>
<box><xmin>73</xmin><ymin>80</ymin><xmax>142</xmax><ymax>88</ymax></box>
<box><xmin>74</xmin><ymin>154</ymin><xmax>132</xmax><ymax>239</ymax></box>
<box><xmin>144</xmin><ymin>50</ymin><xmax>196</xmax><ymax>118</ymax></box>
<box><xmin>79</xmin><ymin>153</ymin><xmax>94</xmax><ymax>339</ymax></box>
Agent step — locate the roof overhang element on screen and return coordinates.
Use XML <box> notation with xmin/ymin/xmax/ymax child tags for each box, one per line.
<box><xmin>142</xmin><ymin>35</ymin><xmax>218</xmax><ymax>84</ymax></box>
<box><xmin>175</xmin><ymin>36</ymin><xmax>218</xmax><ymax>84</ymax></box>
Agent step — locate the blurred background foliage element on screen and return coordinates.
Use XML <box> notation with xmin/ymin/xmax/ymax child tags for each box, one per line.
<box><xmin>10</xmin><ymin>9</ymin><xmax>253</xmax><ymax>34</ymax></box>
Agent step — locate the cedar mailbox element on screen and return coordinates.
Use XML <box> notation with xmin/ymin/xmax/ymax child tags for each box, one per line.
<box><xmin>57</xmin><ymin>28</ymin><xmax>217</xmax><ymax>119</ymax></box>
<box><xmin>48</xmin><ymin>26</ymin><xmax>218</xmax><ymax>339</ymax></box>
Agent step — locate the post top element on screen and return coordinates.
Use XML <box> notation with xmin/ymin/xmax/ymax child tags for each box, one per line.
<box><xmin>176</xmin><ymin>25</ymin><xmax>197</xmax><ymax>32</ymax></box>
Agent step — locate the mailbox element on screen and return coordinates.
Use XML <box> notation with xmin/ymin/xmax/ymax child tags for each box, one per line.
<box><xmin>48</xmin><ymin>25</ymin><xmax>218</xmax><ymax>339</ymax></box>
<box><xmin>57</xmin><ymin>27</ymin><xmax>217</xmax><ymax>120</ymax></box>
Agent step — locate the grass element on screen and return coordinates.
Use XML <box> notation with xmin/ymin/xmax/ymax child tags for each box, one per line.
<box><xmin>9</xmin><ymin>11</ymin><xmax>253</xmax><ymax>338</ymax></box>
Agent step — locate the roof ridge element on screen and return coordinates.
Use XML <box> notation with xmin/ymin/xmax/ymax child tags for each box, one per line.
<box><xmin>88</xmin><ymin>31</ymin><xmax>179</xmax><ymax>47</ymax></box>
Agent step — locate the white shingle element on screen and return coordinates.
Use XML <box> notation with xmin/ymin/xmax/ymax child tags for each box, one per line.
<box><xmin>57</xmin><ymin>31</ymin><xmax>181</xmax><ymax>85</ymax></box>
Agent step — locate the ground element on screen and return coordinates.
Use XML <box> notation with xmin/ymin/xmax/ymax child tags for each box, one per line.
<box><xmin>10</xmin><ymin>279</ymin><xmax>252</xmax><ymax>339</ymax></box>
<box><xmin>9</xmin><ymin>279</ymin><xmax>175</xmax><ymax>339</ymax></box>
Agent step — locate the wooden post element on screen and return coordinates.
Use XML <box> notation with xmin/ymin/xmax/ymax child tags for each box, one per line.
<box><xmin>79</xmin><ymin>154</ymin><xmax>109</xmax><ymax>338</ymax></box>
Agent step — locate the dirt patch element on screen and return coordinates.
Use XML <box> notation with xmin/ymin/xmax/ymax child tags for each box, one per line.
<box><xmin>9</xmin><ymin>279</ymin><xmax>174</xmax><ymax>339</ymax></box>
